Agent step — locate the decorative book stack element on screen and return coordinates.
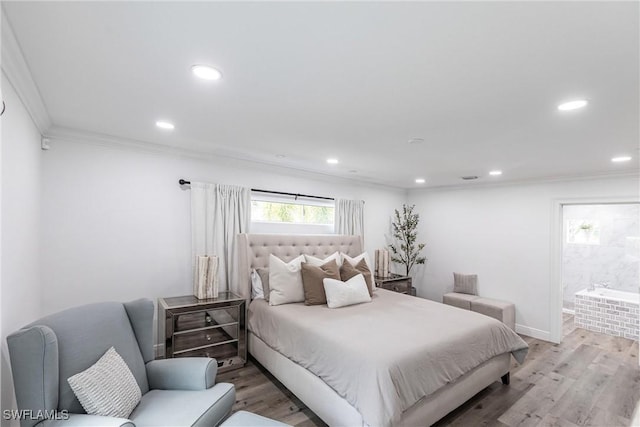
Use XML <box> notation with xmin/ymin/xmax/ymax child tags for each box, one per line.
<box><xmin>375</xmin><ymin>249</ymin><xmax>390</xmax><ymax>278</ymax></box>
<box><xmin>194</xmin><ymin>255</ymin><xmax>219</xmax><ymax>299</ymax></box>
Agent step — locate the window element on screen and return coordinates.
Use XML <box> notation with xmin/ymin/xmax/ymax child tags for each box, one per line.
<box><xmin>566</xmin><ymin>219</ymin><xmax>601</xmax><ymax>245</ymax></box>
<box><xmin>250</xmin><ymin>192</ymin><xmax>335</xmax><ymax>234</ymax></box>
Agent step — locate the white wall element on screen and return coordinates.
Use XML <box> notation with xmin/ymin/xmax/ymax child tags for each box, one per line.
<box><xmin>40</xmin><ymin>138</ymin><xmax>406</xmax><ymax>315</ymax></box>
<box><xmin>39</xmin><ymin>137</ymin><xmax>640</xmax><ymax>344</ymax></box>
<box><xmin>407</xmin><ymin>175</ymin><xmax>639</xmax><ymax>341</ymax></box>
<box><xmin>1</xmin><ymin>73</ymin><xmax>43</xmax><ymax>421</ymax></box>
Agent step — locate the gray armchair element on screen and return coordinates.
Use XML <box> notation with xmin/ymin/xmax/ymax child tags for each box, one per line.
<box><xmin>7</xmin><ymin>299</ymin><xmax>235</xmax><ymax>427</ymax></box>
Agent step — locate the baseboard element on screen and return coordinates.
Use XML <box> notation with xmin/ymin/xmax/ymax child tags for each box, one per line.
<box><xmin>516</xmin><ymin>324</ymin><xmax>553</xmax><ymax>343</ymax></box>
<box><xmin>562</xmin><ymin>308</ymin><xmax>575</xmax><ymax>315</ymax></box>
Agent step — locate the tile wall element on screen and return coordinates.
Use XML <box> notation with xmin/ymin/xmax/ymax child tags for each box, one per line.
<box><xmin>574</xmin><ymin>293</ymin><xmax>639</xmax><ymax>340</ymax></box>
<box><xmin>563</xmin><ymin>204</ymin><xmax>640</xmax><ymax>310</ymax></box>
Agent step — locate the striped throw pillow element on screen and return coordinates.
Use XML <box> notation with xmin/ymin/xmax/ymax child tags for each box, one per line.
<box><xmin>453</xmin><ymin>273</ymin><xmax>478</xmax><ymax>295</ymax></box>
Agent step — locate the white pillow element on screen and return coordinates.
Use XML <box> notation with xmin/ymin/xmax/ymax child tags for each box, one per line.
<box><xmin>269</xmin><ymin>254</ymin><xmax>305</xmax><ymax>306</ymax></box>
<box><xmin>323</xmin><ymin>274</ymin><xmax>372</xmax><ymax>309</ymax></box>
<box><xmin>305</xmin><ymin>251</ymin><xmax>342</xmax><ymax>267</ymax></box>
<box><xmin>67</xmin><ymin>347</ymin><xmax>141</xmax><ymax>419</ymax></box>
<box><xmin>250</xmin><ymin>269</ymin><xmax>264</xmax><ymax>299</ymax></box>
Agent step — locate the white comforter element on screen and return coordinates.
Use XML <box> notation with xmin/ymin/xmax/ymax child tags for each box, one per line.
<box><xmin>249</xmin><ymin>289</ymin><xmax>528</xmax><ymax>427</ymax></box>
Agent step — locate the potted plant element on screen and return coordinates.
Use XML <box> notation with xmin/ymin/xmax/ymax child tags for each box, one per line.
<box><xmin>579</xmin><ymin>222</ymin><xmax>593</xmax><ymax>231</ymax></box>
<box><xmin>388</xmin><ymin>204</ymin><xmax>426</xmax><ymax>276</ymax></box>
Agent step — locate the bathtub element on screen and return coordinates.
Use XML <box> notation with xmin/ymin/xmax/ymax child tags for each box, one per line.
<box><xmin>574</xmin><ymin>288</ymin><xmax>639</xmax><ymax>340</ymax></box>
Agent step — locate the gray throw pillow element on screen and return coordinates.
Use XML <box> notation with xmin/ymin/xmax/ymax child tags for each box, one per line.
<box><xmin>257</xmin><ymin>268</ymin><xmax>270</xmax><ymax>302</ymax></box>
<box><xmin>453</xmin><ymin>273</ymin><xmax>478</xmax><ymax>295</ymax></box>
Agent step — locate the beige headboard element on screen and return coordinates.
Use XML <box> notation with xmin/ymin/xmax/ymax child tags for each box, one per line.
<box><xmin>234</xmin><ymin>233</ymin><xmax>363</xmax><ymax>301</ymax></box>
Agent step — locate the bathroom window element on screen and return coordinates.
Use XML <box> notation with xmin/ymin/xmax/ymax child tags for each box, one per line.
<box><xmin>566</xmin><ymin>219</ymin><xmax>601</xmax><ymax>245</ymax></box>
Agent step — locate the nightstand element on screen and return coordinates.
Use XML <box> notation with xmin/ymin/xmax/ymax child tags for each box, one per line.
<box><xmin>375</xmin><ymin>274</ymin><xmax>416</xmax><ymax>296</ymax></box>
<box><xmin>158</xmin><ymin>291</ymin><xmax>246</xmax><ymax>372</ymax></box>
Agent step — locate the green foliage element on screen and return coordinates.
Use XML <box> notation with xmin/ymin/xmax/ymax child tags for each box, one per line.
<box><xmin>265</xmin><ymin>202</ymin><xmax>295</xmax><ymax>222</ymax></box>
<box><xmin>303</xmin><ymin>205</ymin><xmax>333</xmax><ymax>224</ymax></box>
<box><xmin>251</xmin><ymin>201</ymin><xmax>334</xmax><ymax>225</ymax></box>
<box><xmin>388</xmin><ymin>204</ymin><xmax>426</xmax><ymax>276</ymax></box>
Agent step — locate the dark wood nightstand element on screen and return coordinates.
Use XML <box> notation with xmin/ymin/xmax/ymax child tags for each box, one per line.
<box><xmin>158</xmin><ymin>292</ymin><xmax>246</xmax><ymax>372</ymax></box>
<box><xmin>374</xmin><ymin>274</ymin><xmax>416</xmax><ymax>296</ymax></box>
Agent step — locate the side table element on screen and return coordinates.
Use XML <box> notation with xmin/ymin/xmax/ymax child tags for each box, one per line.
<box><xmin>374</xmin><ymin>274</ymin><xmax>416</xmax><ymax>296</ymax></box>
<box><xmin>158</xmin><ymin>291</ymin><xmax>247</xmax><ymax>372</ymax></box>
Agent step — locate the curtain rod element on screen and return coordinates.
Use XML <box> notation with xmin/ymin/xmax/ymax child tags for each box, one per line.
<box><xmin>178</xmin><ymin>179</ymin><xmax>334</xmax><ymax>201</ymax></box>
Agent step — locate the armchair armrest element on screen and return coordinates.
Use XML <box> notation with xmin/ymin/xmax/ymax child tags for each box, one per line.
<box><xmin>146</xmin><ymin>357</ymin><xmax>218</xmax><ymax>390</ymax></box>
<box><xmin>39</xmin><ymin>414</ymin><xmax>134</xmax><ymax>427</ymax></box>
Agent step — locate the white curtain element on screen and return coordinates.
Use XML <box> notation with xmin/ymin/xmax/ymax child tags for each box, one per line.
<box><xmin>335</xmin><ymin>199</ymin><xmax>365</xmax><ymax>238</ymax></box>
<box><xmin>191</xmin><ymin>182</ymin><xmax>250</xmax><ymax>294</ymax></box>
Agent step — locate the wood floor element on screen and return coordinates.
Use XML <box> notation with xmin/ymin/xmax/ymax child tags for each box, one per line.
<box><xmin>217</xmin><ymin>314</ymin><xmax>639</xmax><ymax>426</ymax></box>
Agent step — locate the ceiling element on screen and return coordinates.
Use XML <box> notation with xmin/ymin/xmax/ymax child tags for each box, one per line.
<box><xmin>3</xmin><ymin>1</ymin><xmax>639</xmax><ymax>189</ymax></box>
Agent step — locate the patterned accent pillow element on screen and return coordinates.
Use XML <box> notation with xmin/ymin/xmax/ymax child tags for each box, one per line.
<box><xmin>453</xmin><ymin>273</ymin><xmax>478</xmax><ymax>295</ymax></box>
<box><xmin>67</xmin><ymin>347</ymin><xmax>141</xmax><ymax>419</ymax></box>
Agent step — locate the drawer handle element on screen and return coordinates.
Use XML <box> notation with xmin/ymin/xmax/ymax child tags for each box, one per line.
<box><xmin>205</xmin><ymin>316</ymin><xmax>212</xmax><ymax>323</ymax></box>
<box><xmin>206</xmin><ymin>335</ymin><xmax>212</xmax><ymax>341</ymax></box>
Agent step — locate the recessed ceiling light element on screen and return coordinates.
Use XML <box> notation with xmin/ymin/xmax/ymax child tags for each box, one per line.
<box><xmin>557</xmin><ymin>99</ymin><xmax>588</xmax><ymax>111</ymax></box>
<box><xmin>155</xmin><ymin>121</ymin><xmax>175</xmax><ymax>130</ymax></box>
<box><xmin>408</xmin><ymin>138</ymin><xmax>424</xmax><ymax>145</ymax></box>
<box><xmin>191</xmin><ymin>65</ymin><xmax>223</xmax><ymax>81</ymax></box>
<box><xmin>611</xmin><ymin>156</ymin><xmax>632</xmax><ymax>162</ymax></box>
<box><xmin>327</xmin><ymin>158</ymin><xmax>339</xmax><ymax>165</ymax></box>
<box><xmin>415</xmin><ymin>178</ymin><xmax>426</xmax><ymax>184</ymax></box>
<box><xmin>489</xmin><ymin>170</ymin><xmax>502</xmax><ymax>176</ymax></box>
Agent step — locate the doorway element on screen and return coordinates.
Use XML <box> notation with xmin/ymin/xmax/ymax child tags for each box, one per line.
<box><xmin>552</xmin><ymin>200</ymin><xmax>640</xmax><ymax>342</ymax></box>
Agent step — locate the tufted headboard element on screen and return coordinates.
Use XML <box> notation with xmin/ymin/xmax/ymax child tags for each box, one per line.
<box><xmin>234</xmin><ymin>234</ymin><xmax>363</xmax><ymax>301</ymax></box>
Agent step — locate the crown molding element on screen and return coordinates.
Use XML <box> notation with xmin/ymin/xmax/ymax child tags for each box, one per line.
<box><xmin>408</xmin><ymin>169</ymin><xmax>640</xmax><ymax>194</ymax></box>
<box><xmin>44</xmin><ymin>125</ymin><xmax>407</xmax><ymax>193</ymax></box>
<box><xmin>45</xmin><ymin>126</ymin><xmax>638</xmax><ymax>195</ymax></box>
<box><xmin>1</xmin><ymin>8</ymin><xmax>52</xmax><ymax>133</ymax></box>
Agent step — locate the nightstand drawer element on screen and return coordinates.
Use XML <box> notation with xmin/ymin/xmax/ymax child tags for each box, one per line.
<box><xmin>174</xmin><ymin>307</ymin><xmax>239</xmax><ymax>333</ymax></box>
<box><xmin>173</xmin><ymin>324</ymin><xmax>238</xmax><ymax>353</ymax></box>
<box><xmin>380</xmin><ymin>281</ymin><xmax>411</xmax><ymax>293</ymax></box>
<box><xmin>175</xmin><ymin>342</ymin><xmax>239</xmax><ymax>360</ymax></box>
<box><xmin>375</xmin><ymin>274</ymin><xmax>413</xmax><ymax>295</ymax></box>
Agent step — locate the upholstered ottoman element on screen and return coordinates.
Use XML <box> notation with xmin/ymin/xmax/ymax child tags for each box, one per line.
<box><xmin>470</xmin><ymin>297</ymin><xmax>516</xmax><ymax>331</ymax></box>
<box><xmin>443</xmin><ymin>292</ymin><xmax>480</xmax><ymax>310</ymax></box>
<box><xmin>221</xmin><ymin>411</ymin><xmax>291</xmax><ymax>427</ymax></box>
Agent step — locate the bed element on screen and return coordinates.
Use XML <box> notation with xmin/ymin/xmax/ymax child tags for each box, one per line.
<box><xmin>234</xmin><ymin>234</ymin><xmax>528</xmax><ymax>427</ymax></box>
